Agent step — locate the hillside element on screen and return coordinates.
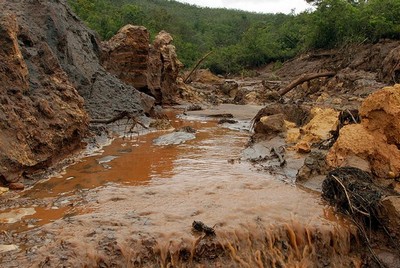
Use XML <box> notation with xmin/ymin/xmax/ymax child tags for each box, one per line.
<box><xmin>67</xmin><ymin>0</ymin><xmax>304</xmax><ymax>72</ymax></box>
<box><xmin>68</xmin><ymin>0</ymin><xmax>400</xmax><ymax>74</ymax></box>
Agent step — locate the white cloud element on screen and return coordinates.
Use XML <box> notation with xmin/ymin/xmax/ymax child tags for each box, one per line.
<box><xmin>176</xmin><ymin>0</ymin><xmax>313</xmax><ymax>14</ymax></box>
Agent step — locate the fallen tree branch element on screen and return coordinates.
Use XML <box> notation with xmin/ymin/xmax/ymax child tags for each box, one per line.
<box><xmin>278</xmin><ymin>71</ymin><xmax>336</xmax><ymax>96</ymax></box>
<box><xmin>90</xmin><ymin>111</ymin><xmax>130</xmax><ymax>124</ymax></box>
<box><xmin>183</xmin><ymin>51</ymin><xmax>213</xmax><ymax>83</ymax></box>
<box><xmin>90</xmin><ymin>111</ymin><xmax>147</xmax><ymax>129</ymax></box>
<box><xmin>271</xmin><ymin>146</ymin><xmax>286</xmax><ymax>167</ymax></box>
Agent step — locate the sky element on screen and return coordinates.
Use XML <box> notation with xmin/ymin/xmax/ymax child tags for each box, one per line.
<box><xmin>176</xmin><ymin>0</ymin><xmax>313</xmax><ymax>14</ymax></box>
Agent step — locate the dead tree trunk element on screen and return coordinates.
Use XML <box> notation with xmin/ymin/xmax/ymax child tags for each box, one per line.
<box><xmin>278</xmin><ymin>71</ymin><xmax>336</xmax><ymax>96</ymax></box>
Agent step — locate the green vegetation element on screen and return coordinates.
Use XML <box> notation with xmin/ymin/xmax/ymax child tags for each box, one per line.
<box><xmin>68</xmin><ymin>0</ymin><xmax>400</xmax><ymax>74</ymax></box>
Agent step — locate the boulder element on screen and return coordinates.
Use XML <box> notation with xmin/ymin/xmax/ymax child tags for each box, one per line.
<box><xmin>327</xmin><ymin>85</ymin><xmax>400</xmax><ymax>178</ymax></box>
<box><xmin>101</xmin><ymin>25</ymin><xmax>150</xmax><ymax>89</ymax></box>
<box><xmin>360</xmin><ymin>84</ymin><xmax>400</xmax><ymax>146</ymax></box>
<box><xmin>297</xmin><ymin>150</ymin><xmax>328</xmax><ymax>182</ymax></box>
<box><xmin>8</xmin><ymin>182</ymin><xmax>24</xmax><ymax>191</ymax></box>
<box><xmin>295</xmin><ymin>141</ymin><xmax>311</xmax><ymax>154</ymax></box>
<box><xmin>148</xmin><ymin>31</ymin><xmax>183</xmax><ymax>104</ymax></box>
<box><xmin>102</xmin><ymin>27</ymin><xmax>183</xmax><ymax>104</ymax></box>
<box><xmin>299</xmin><ymin>107</ymin><xmax>339</xmax><ymax>144</ymax></box>
<box><xmin>253</xmin><ymin>114</ymin><xmax>286</xmax><ymax>139</ymax></box>
<box><xmin>220</xmin><ymin>80</ymin><xmax>239</xmax><ymax>97</ymax></box>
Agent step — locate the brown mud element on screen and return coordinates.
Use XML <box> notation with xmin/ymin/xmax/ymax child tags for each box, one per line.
<box><xmin>0</xmin><ymin>109</ymin><xmax>361</xmax><ymax>267</ymax></box>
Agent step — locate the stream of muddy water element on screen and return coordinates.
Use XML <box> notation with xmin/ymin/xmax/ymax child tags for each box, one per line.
<box><xmin>0</xmin><ymin>107</ymin><xmax>361</xmax><ymax>267</ymax></box>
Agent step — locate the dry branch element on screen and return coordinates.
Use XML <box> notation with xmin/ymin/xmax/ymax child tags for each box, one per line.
<box><xmin>183</xmin><ymin>51</ymin><xmax>213</xmax><ymax>83</ymax></box>
<box><xmin>90</xmin><ymin>111</ymin><xmax>147</xmax><ymax>129</ymax></box>
<box><xmin>90</xmin><ymin>111</ymin><xmax>131</xmax><ymax>124</ymax></box>
<box><xmin>278</xmin><ymin>71</ymin><xmax>336</xmax><ymax>96</ymax></box>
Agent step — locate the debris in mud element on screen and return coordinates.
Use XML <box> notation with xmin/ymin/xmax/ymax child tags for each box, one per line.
<box><xmin>271</xmin><ymin>147</ymin><xmax>286</xmax><ymax>167</ymax></box>
<box><xmin>322</xmin><ymin>167</ymin><xmax>400</xmax><ymax>266</ymax></box>
<box><xmin>8</xmin><ymin>182</ymin><xmax>24</xmax><ymax>191</ymax></box>
<box><xmin>322</xmin><ymin>167</ymin><xmax>381</xmax><ymax>220</ymax></box>
<box><xmin>176</xmin><ymin>126</ymin><xmax>196</xmax><ymax>133</ymax></box>
<box><xmin>149</xmin><ymin>119</ymin><xmax>172</xmax><ymax>130</ymax></box>
<box><xmin>186</xmin><ymin>104</ymin><xmax>203</xmax><ymax>111</ymax></box>
<box><xmin>208</xmin><ymin>113</ymin><xmax>234</xmax><ymax>118</ymax></box>
<box><xmin>192</xmin><ymin>221</ymin><xmax>216</xmax><ymax>237</ymax></box>
<box><xmin>0</xmin><ymin>208</ymin><xmax>36</xmax><ymax>224</ymax></box>
<box><xmin>278</xmin><ymin>71</ymin><xmax>336</xmax><ymax>96</ymax></box>
<box><xmin>338</xmin><ymin>109</ymin><xmax>361</xmax><ymax>127</ymax></box>
<box><xmin>218</xmin><ymin>118</ymin><xmax>238</xmax><ymax>124</ymax></box>
<box><xmin>296</xmin><ymin>150</ymin><xmax>329</xmax><ymax>182</ymax></box>
<box><xmin>0</xmin><ymin>244</ymin><xmax>19</xmax><ymax>254</ymax></box>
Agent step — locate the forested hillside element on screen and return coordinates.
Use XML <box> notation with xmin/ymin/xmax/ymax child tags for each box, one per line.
<box><xmin>68</xmin><ymin>0</ymin><xmax>400</xmax><ymax>74</ymax></box>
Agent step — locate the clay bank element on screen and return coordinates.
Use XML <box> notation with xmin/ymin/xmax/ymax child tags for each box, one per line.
<box><xmin>1</xmin><ymin>0</ymin><xmax>400</xmax><ymax>267</ymax></box>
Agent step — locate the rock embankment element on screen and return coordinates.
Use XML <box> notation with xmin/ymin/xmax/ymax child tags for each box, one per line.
<box><xmin>327</xmin><ymin>85</ymin><xmax>400</xmax><ymax>178</ymax></box>
<box><xmin>0</xmin><ymin>0</ymin><xmax>155</xmax><ymax>185</ymax></box>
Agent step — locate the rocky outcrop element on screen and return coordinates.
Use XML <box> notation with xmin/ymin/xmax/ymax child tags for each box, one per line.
<box><xmin>150</xmin><ymin>31</ymin><xmax>183</xmax><ymax>104</ymax></box>
<box><xmin>3</xmin><ymin>1</ymin><xmax>154</xmax><ymax>120</ymax></box>
<box><xmin>327</xmin><ymin>85</ymin><xmax>400</xmax><ymax>178</ymax></box>
<box><xmin>0</xmin><ymin>12</ymin><xmax>87</xmax><ymax>183</ymax></box>
<box><xmin>0</xmin><ymin>0</ymin><xmax>155</xmax><ymax>184</ymax></box>
<box><xmin>101</xmin><ymin>26</ymin><xmax>183</xmax><ymax>104</ymax></box>
<box><xmin>101</xmin><ymin>25</ymin><xmax>150</xmax><ymax>90</ymax></box>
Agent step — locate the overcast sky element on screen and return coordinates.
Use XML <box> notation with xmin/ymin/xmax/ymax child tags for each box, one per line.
<box><xmin>176</xmin><ymin>0</ymin><xmax>313</xmax><ymax>14</ymax></box>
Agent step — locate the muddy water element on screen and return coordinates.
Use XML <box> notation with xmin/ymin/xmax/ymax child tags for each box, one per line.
<box><xmin>0</xmin><ymin>111</ymin><xmax>360</xmax><ymax>267</ymax></box>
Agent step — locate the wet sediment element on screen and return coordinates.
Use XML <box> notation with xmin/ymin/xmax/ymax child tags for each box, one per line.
<box><xmin>0</xmin><ymin>109</ymin><xmax>361</xmax><ymax>267</ymax></box>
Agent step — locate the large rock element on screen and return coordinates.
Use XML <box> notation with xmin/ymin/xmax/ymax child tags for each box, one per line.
<box><xmin>101</xmin><ymin>25</ymin><xmax>150</xmax><ymax>90</ymax></box>
<box><xmin>102</xmin><ymin>27</ymin><xmax>183</xmax><ymax>104</ymax></box>
<box><xmin>299</xmin><ymin>107</ymin><xmax>339</xmax><ymax>144</ymax></box>
<box><xmin>148</xmin><ymin>31</ymin><xmax>183</xmax><ymax>104</ymax></box>
<box><xmin>327</xmin><ymin>85</ymin><xmax>400</xmax><ymax>178</ymax></box>
<box><xmin>253</xmin><ymin>114</ymin><xmax>286</xmax><ymax>141</ymax></box>
<box><xmin>360</xmin><ymin>84</ymin><xmax>400</xmax><ymax>146</ymax></box>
